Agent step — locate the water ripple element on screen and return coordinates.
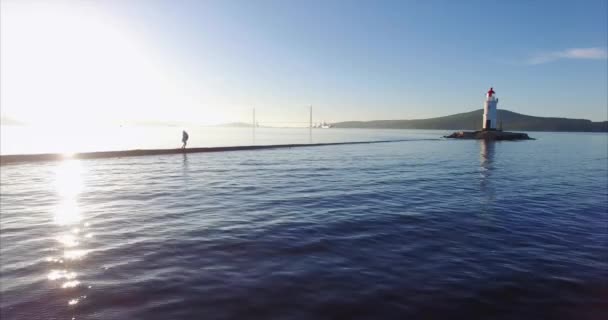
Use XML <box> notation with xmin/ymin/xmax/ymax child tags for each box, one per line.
<box><xmin>1</xmin><ymin>133</ymin><xmax>607</xmax><ymax>319</ymax></box>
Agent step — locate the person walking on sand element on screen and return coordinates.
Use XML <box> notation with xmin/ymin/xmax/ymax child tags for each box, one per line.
<box><xmin>181</xmin><ymin>130</ymin><xmax>189</xmax><ymax>149</ymax></box>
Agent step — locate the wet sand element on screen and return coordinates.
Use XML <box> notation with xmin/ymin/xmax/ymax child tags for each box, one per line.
<box><xmin>0</xmin><ymin>139</ymin><xmax>428</xmax><ymax>165</ymax></box>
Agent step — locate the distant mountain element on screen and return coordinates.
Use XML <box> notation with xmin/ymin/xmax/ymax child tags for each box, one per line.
<box><xmin>333</xmin><ymin>109</ymin><xmax>608</xmax><ymax>132</ymax></box>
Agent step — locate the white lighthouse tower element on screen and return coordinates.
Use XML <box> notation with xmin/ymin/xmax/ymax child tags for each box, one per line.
<box><xmin>482</xmin><ymin>87</ymin><xmax>498</xmax><ymax>130</ymax></box>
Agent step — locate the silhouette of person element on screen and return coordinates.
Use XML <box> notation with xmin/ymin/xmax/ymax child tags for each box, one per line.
<box><xmin>181</xmin><ymin>130</ymin><xmax>189</xmax><ymax>149</ymax></box>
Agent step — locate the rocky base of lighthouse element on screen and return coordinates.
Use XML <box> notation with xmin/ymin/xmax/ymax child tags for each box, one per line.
<box><xmin>444</xmin><ymin>130</ymin><xmax>533</xmax><ymax>140</ymax></box>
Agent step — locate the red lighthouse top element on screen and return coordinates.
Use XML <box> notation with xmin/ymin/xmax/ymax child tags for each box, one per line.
<box><xmin>487</xmin><ymin>87</ymin><xmax>495</xmax><ymax>97</ymax></box>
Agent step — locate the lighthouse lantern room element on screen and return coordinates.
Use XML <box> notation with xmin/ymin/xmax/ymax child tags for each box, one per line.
<box><xmin>482</xmin><ymin>87</ymin><xmax>498</xmax><ymax>131</ymax></box>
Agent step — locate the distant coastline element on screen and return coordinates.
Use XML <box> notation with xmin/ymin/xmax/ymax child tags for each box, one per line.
<box><xmin>212</xmin><ymin>122</ymin><xmax>256</xmax><ymax>128</ymax></box>
<box><xmin>332</xmin><ymin>109</ymin><xmax>608</xmax><ymax>132</ymax></box>
<box><xmin>2</xmin><ymin>110</ymin><xmax>606</xmax><ymax>132</ymax></box>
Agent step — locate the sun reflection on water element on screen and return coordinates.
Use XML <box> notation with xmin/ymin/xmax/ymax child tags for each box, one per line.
<box><xmin>62</xmin><ymin>280</ymin><xmax>81</xmax><ymax>288</ymax></box>
<box><xmin>48</xmin><ymin>269</ymin><xmax>78</xmax><ymax>281</ymax></box>
<box><xmin>63</xmin><ymin>249</ymin><xmax>89</xmax><ymax>260</ymax></box>
<box><xmin>48</xmin><ymin>159</ymin><xmax>92</xmax><ymax>310</ymax></box>
<box><xmin>57</xmin><ymin>234</ymin><xmax>79</xmax><ymax>247</ymax></box>
<box><xmin>53</xmin><ymin>160</ymin><xmax>84</xmax><ymax>226</ymax></box>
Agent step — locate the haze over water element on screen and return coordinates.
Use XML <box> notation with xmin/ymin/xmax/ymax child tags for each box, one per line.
<box><xmin>1</xmin><ymin>130</ymin><xmax>606</xmax><ymax>319</ymax></box>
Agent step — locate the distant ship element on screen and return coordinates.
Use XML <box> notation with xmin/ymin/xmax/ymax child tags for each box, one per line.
<box><xmin>313</xmin><ymin>121</ymin><xmax>333</xmax><ymax>129</ymax></box>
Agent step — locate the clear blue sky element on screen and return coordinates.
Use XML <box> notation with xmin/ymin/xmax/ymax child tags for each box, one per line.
<box><xmin>2</xmin><ymin>0</ymin><xmax>607</xmax><ymax>125</ymax></box>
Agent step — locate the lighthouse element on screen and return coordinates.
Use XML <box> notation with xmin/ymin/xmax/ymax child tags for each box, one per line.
<box><xmin>482</xmin><ymin>87</ymin><xmax>498</xmax><ymax>131</ymax></box>
<box><xmin>445</xmin><ymin>87</ymin><xmax>531</xmax><ymax>140</ymax></box>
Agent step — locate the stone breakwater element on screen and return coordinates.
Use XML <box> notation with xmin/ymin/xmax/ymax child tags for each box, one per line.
<box><xmin>444</xmin><ymin>130</ymin><xmax>533</xmax><ymax>140</ymax></box>
<box><xmin>0</xmin><ymin>139</ymin><xmax>441</xmax><ymax>165</ymax></box>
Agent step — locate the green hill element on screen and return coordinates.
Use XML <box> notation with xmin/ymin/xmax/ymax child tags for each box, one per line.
<box><xmin>333</xmin><ymin>109</ymin><xmax>608</xmax><ymax>132</ymax></box>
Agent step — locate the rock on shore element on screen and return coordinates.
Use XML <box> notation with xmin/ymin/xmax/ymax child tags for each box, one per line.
<box><xmin>444</xmin><ymin>130</ymin><xmax>533</xmax><ymax>140</ymax></box>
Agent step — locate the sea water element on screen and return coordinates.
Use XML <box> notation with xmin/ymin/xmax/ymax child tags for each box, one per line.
<box><xmin>1</xmin><ymin>129</ymin><xmax>607</xmax><ymax>319</ymax></box>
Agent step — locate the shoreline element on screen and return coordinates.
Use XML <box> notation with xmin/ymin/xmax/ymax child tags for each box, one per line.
<box><xmin>0</xmin><ymin>139</ymin><xmax>435</xmax><ymax>165</ymax></box>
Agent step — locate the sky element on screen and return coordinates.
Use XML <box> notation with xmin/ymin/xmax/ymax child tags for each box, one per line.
<box><xmin>1</xmin><ymin>0</ymin><xmax>607</xmax><ymax>127</ymax></box>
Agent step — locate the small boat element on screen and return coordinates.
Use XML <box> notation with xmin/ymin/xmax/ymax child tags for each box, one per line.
<box><xmin>320</xmin><ymin>121</ymin><xmax>332</xmax><ymax>129</ymax></box>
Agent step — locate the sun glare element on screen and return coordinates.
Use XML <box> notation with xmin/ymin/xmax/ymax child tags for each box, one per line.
<box><xmin>53</xmin><ymin>160</ymin><xmax>84</xmax><ymax>225</ymax></box>
<box><xmin>1</xmin><ymin>1</ymin><xmax>227</xmax><ymax>128</ymax></box>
